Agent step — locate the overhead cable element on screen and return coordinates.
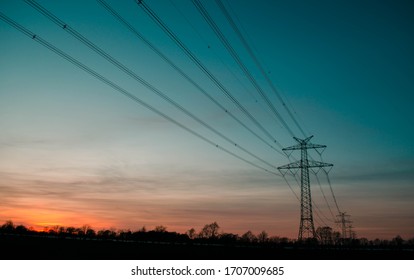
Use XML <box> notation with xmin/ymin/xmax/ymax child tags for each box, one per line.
<box><xmin>24</xmin><ymin>0</ymin><xmax>278</xmax><ymax>170</ymax></box>
<box><xmin>314</xmin><ymin>171</ymin><xmax>336</xmax><ymax>220</ymax></box>
<box><xmin>192</xmin><ymin>0</ymin><xmax>296</xmax><ymax>137</ymax></box>
<box><xmin>0</xmin><ymin>11</ymin><xmax>280</xmax><ymax>177</ymax></box>
<box><xmin>215</xmin><ymin>0</ymin><xmax>307</xmax><ymax>137</ymax></box>
<box><xmin>135</xmin><ymin>0</ymin><xmax>285</xmax><ymax>150</ymax></box>
<box><xmin>96</xmin><ymin>0</ymin><xmax>284</xmax><ymax>156</ymax></box>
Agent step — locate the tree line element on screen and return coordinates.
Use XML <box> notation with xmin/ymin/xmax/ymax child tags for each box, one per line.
<box><xmin>1</xmin><ymin>220</ymin><xmax>413</xmax><ymax>248</ymax></box>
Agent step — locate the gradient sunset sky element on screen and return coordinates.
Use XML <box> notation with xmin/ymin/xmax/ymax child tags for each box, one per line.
<box><xmin>1</xmin><ymin>0</ymin><xmax>413</xmax><ymax>240</ymax></box>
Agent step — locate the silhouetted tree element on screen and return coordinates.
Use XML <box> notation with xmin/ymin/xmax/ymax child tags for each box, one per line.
<box><xmin>65</xmin><ymin>227</ymin><xmax>76</xmax><ymax>235</ymax></box>
<box><xmin>98</xmin><ymin>229</ymin><xmax>117</xmax><ymax>239</ymax></box>
<box><xmin>46</xmin><ymin>225</ymin><xmax>63</xmax><ymax>236</ymax></box>
<box><xmin>58</xmin><ymin>226</ymin><xmax>65</xmax><ymax>236</ymax></box>
<box><xmin>1</xmin><ymin>220</ymin><xmax>15</xmax><ymax>233</ymax></box>
<box><xmin>186</xmin><ymin>228</ymin><xmax>196</xmax><ymax>239</ymax></box>
<box><xmin>81</xmin><ymin>225</ymin><xmax>92</xmax><ymax>235</ymax></box>
<box><xmin>154</xmin><ymin>225</ymin><xmax>167</xmax><ymax>232</ymax></box>
<box><xmin>359</xmin><ymin>237</ymin><xmax>369</xmax><ymax>246</ymax></box>
<box><xmin>392</xmin><ymin>235</ymin><xmax>404</xmax><ymax>246</ymax></box>
<box><xmin>332</xmin><ymin>231</ymin><xmax>341</xmax><ymax>245</ymax></box>
<box><xmin>257</xmin><ymin>230</ymin><xmax>269</xmax><ymax>243</ymax></box>
<box><xmin>316</xmin><ymin>226</ymin><xmax>333</xmax><ymax>245</ymax></box>
<box><xmin>372</xmin><ymin>238</ymin><xmax>381</xmax><ymax>246</ymax></box>
<box><xmin>75</xmin><ymin>228</ymin><xmax>85</xmax><ymax>237</ymax></box>
<box><xmin>50</xmin><ymin>225</ymin><xmax>60</xmax><ymax>233</ymax></box>
<box><xmin>199</xmin><ymin>222</ymin><xmax>220</xmax><ymax>239</ymax></box>
<box><xmin>4</xmin><ymin>219</ymin><xmax>413</xmax><ymax>254</ymax></box>
<box><xmin>241</xmin><ymin>230</ymin><xmax>257</xmax><ymax>243</ymax></box>
<box><xmin>118</xmin><ymin>229</ymin><xmax>132</xmax><ymax>240</ymax></box>
<box><xmin>15</xmin><ymin>225</ymin><xmax>28</xmax><ymax>234</ymax></box>
<box><xmin>86</xmin><ymin>228</ymin><xmax>96</xmax><ymax>238</ymax></box>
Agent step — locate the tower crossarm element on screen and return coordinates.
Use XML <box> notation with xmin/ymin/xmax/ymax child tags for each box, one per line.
<box><xmin>307</xmin><ymin>160</ymin><xmax>333</xmax><ymax>169</ymax></box>
<box><xmin>277</xmin><ymin>160</ymin><xmax>333</xmax><ymax>170</ymax></box>
<box><xmin>282</xmin><ymin>136</ymin><xmax>327</xmax><ymax>151</ymax></box>
<box><xmin>282</xmin><ymin>143</ymin><xmax>327</xmax><ymax>151</ymax></box>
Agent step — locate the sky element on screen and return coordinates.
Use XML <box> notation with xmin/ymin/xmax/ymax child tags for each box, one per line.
<box><xmin>1</xmin><ymin>0</ymin><xmax>413</xmax><ymax>240</ymax></box>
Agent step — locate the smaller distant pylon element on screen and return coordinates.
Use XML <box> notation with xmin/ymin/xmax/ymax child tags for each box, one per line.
<box><xmin>336</xmin><ymin>212</ymin><xmax>352</xmax><ymax>239</ymax></box>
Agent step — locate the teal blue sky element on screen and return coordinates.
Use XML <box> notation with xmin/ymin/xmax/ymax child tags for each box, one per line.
<box><xmin>1</xmin><ymin>0</ymin><xmax>413</xmax><ymax>239</ymax></box>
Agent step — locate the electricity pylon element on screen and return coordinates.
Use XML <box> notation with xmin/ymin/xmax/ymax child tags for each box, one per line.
<box><xmin>278</xmin><ymin>136</ymin><xmax>333</xmax><ymax>240</ymax></box>
<box><xmin>336</xmin><ymin>212</ymin><xmax>352</xmax><ymax>239</ymax></box>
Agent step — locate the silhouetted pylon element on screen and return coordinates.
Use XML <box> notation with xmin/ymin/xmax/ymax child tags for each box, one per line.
<box><xmin>336</xmin><ymin>212</ymin><xmax>352</xmax><ymax>239</ymax></box>
<box><xmin>278</xmin><ymin>136</ymin><xmax>333</xmax><ymax>240</ymax></box>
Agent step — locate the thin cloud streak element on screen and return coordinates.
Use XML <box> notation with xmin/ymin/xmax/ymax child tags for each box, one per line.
<box><xmin>0</xmin><ymin>167</ymin><xmax>297</xmax><ymax>235</ymax></box>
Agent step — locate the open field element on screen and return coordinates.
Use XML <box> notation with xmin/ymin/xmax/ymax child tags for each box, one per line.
<box><xmin>1</xmin><ymin>234</ymin><xmax>413</xmax><ymax>260</ymax></box>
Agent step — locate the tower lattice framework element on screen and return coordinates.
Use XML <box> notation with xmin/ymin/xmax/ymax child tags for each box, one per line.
<box><xmin>278</xmin><ymin>136</ymin><xmax>333</xmax><ymax>240</ymax></box>
<box><xmin>336</xmin><ymin>212</ymin><xmax>352</xmax><ymax>239</ymax></box>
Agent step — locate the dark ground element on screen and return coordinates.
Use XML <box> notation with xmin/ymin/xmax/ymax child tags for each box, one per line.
<box><xmin>1</xmin><ymin>234</ymin><xmax>413</xmax><ymax>260</ymax></box>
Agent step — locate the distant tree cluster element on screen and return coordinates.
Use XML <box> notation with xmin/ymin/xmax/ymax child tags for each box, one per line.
<box><xmin>1</xmin><ymin>220</ymin><xmax>413</xmax><ymax>248</ymax></box>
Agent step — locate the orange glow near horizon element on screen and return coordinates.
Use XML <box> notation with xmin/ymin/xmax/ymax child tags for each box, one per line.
<box><xmin>2</xmin><ymin>190</ymin><xmax>412</xmax><ymax>240</ymax></box>
<box><xmin>2</xmin><ymin>206</ymin><xmax>413</xmax><ymax>240</ymax></box>
<box><xmin>2</xmin><ymin>206</ymin><xmax>107</xmax><ymax>232</ymax></box>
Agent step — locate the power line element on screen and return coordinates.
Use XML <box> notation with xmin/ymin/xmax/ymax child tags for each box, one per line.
<box><xmin>312</xmin><ymin>203</ymin><xmax>330</xmax><ymax>227</ymax></box>
<box><xmin>323</xmin><ymin>168</ymin><xmax>341</xmax><ymax>213</ymax></box>
<box><xmin>282</xmin><ymin>162</ymin><xmax>336</xmax><ymax>226</ymax></box>
<box><xmin>281</xmin><ymin>172</ymin><xmax>332</xmax><ymax>228</ymax></box>
<box><xmin>167</xmin><ymin>0</ymin><xmax>263</xmax><ymax>107</ymax></box>
<box><xmin>192</xmin><ymin>0</ymin><xmax>342</xmax><ymax>231</ymax></box>
<box><xmin>313</xmin><ymin>170</ymin><xmax>336</xmax><ymax>220</ymax></box>
<box><xmin>23</xmin><ymin>0</ymin><xmax>279</xmax><ymax>171</ymax></box>
<box><xmin>281</xmin><ymin>173</ymin><xmax>299</xmax><ymax>201</ymax></box>
<box><xmin>282</xmin><ymin>153</ymin><xmax>339</xmax><ymax>231</ymax></box>
<box><xmin>282</xmin><ymin>167</ymin><xmax>335</xmax><ymax>229</ymax></box>
<box><xmin>192</xmin><ymin>0</ymin><xmax>296</xmax><ymax>137</ymax></box>
<box><xmin>95</xmin><ymin>0</ymin><xmax>285</xmax><ymax>156</ymax></box>
<box><xmin>25</xmin><ymin>0</ymin><xmax>340</xmax><ymax>230</ymax></box>
<box><xmin>3</xmin><ymin>2</ymin><xmax>344</xmax><ymax>238</ymax></box>
<box><xmin>135</xmin><ymin>0</ymin><xmax>285</xmax><ymax>150</ymax></box>
<box><xmin>313</xmin><ymin>152</ymin><xmax>341</xmax><ymax>215</ymax></box>
<box><xmin>313</xmin><ymin>201</ymin><xmax>334</xmax><ymax>224</ymax></box>
<box><xmin>213</xmin><ymin>0</ymin><xmax>342</xmax><ymax>219</ymax></box>
<box><xmin>0</xmin><ymin>11</ymin><xmax>281</xmax><ymax>177</ymax></box>
<box><xmin>20</xmin><ymin>0</ymin><xmax>316</xmax><ymax>207</ymax></box>
<box><xmin>214</xmin><ymin>0</ymin><xmax>307</xmax><ymax>137</ymax></box>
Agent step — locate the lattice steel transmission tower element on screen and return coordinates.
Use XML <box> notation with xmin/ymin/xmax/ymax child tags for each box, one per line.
<box><xmin>336</xmin><ymin>212</ymin><xmax>352</xmax><ymax>239</ymax></box>
<box><xmin>278</xmin><ymin>136</ymin><xmax>333</xmax><ymax>240</ymax></box>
